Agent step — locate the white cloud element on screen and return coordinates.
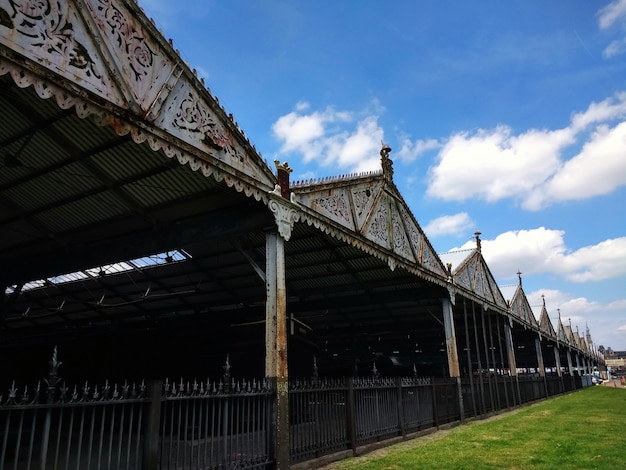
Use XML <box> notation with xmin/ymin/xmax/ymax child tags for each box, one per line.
<box><xmin>424</xmin><ymin>212</ymin><xmax>473</xmax><ymax>238</ymax></box>
<box><xmin>397</xmin><ymin>136</ymin><xmax>440</xmax><ymax>162</ymax></box>
<box><xmin>295</xmin><ymin>101</ymin><xmax>310</xmax><ymax>112</ymax></box>
<box><xmin>272</xmin><ymin>104</ymin><xmax>384</xmax><ymax>172</ymax></box>
<box><xmin>426</xmin><ymin>93</ymin><xmax>626</xmax><ymax>209</ymax></box>
<box><xmin>598</xmin><ymin>0</ymin><xmax>626</xmax><ymax>30</ymax></box>
<box><xmin>525</xmin><ymin>121</ymin><xmax>626</xmax><ymax>209</ymax></box>
<box><xmin>598</xmin><ymin>0</ymin><xmax>626</xmax><ymax>57</ymax></box>
<box><xmin>560</xmin><ymin>237</ymin><xmax>626</xmax><ymax>282</ymax></box>
<box><xmin>527</xmin><ymin>288</ymin><xmax>626</xmax><ymax>349</ymax></box>
<box><xmin>272</xmin><ymin>110</ymin><xmax>327</xmax><ymax>155</ymax></box>
<box><xmin>603</xmin><ymin>38</ymin><xmax>626</xmax><ymax>58</ymax></box>
<box><xmin>455</xmin><ymin>227</ymin><xmax>567</xmax><ymax>279</ymax></box>
<box><xmin>454</xmin><ymin>228</ymin><xmax>626</xmax><ymax>282</ymax></box>
<box><xmin>427</xmin><ymin>126</ymin><xmax>572</xmax><ymax>204</ymax></box>
<box><xmin>336</xmin><ymin>117</ymin><xmax>383</xmax><ymax>171</ymax></box>
<box><xmin>570</xmin><ymin>92</ymin><xmax>626</xmax><ymax>130</ymax></box>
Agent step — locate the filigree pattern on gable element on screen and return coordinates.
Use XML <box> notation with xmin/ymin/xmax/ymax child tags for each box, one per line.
<box><xmin>86</xmin><ymin>0</ymin><xmax>175</xmax><ymax>110</ymax></box>
<box><xmin>310</xmin><ymin>190</ymin><xmax>354</xmax><ymax>230</ymax></box>
<box><xmin>399</xmin><ymin>207</ymin><xmax>422</xmax><ymax>257</ymax></box>
<box><xmin>421</xmin><ymin>242</ymin><xmax>445</xmax><ymax>276</ymax></box>
<box><xmin>486</xmin><ymin>273</ymin><xmax>507</xmax><ymax>308</ymax></box>
<box><xmin>364</xmin><ymin>198</ymin><xmax>389</xmax><ymax>248</ymax></box>
<box><xmin>0</xmin><ymin>0</ymin><xmax>123</xmax><ymax>104</ymax></box>
<box><xmin>474</xmin><ymin>267</ymin><xmax>485</xmax><ymax>297</ymax></box>
<box><xmin>157</xmin><ymin>81</ymin><xmax>247</xmax><ymax>167</ymax></box>
<box><xmin>391</xmin><ymin>204</ymin><xmax>414</xmax><ymax>261</ymax></box>
<box><xmin>455</xmin><ymin>266</ymin><xmax>471</xmax><ymax>290</ymax></box>
<box><xmin>352</xmin><ymin>182</ymin><xmax>380</xmax><ymax>230</ymax></box>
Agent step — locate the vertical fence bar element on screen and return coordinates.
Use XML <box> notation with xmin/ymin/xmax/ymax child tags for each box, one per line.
<box><xmin>75</xmin><ymin>406</ymin><xmax>86</xmax><ymax>470</ymax></box>
<box><xmin>345</xmin><ymin>377</ymin><xmax>356</xmax><ymax>455</ymax></box>
<box><xmin>431</xmin><ymin>381</ymin><xmax>439</xmax><ymax>429</ymax></box>
<box><xmin>1</xmin><ymin>410</ymin><xmax>10</xmax><ymax>470</ymax></box>
<box><xmin>142</xmin><ymin>380</ymin><xmax>162</xmax><ymax>470</ymax></box>
<box><xmin>396</xmin><ymin>378</ymin><xmax>406</xmax><ymax>437</ymax></box>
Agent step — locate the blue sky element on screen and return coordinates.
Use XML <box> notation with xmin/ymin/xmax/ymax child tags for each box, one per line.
<box><xmin>138</xmin><ymin>0</ymin><xmax>626</xmax><ymax>351</ymax></box>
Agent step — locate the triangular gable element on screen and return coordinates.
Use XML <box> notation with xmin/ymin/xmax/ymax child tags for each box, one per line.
<box><xmin>563</xmin><ymin>324</ymin><xmax>575</xmax><ymax>347</ymax></box>
<box><xmin>440</xmin><ymin>249</ymin><xmax>508</xmax><ymax>309</ymax></box>
<box><xmin>538</xmin><ymin>303</ymin><xmax>557</xmax><ymax>338</ymax></box>
<box><xmin>504</xmin><ymin>283</ymin><xmax>538</xmax><ymax>327</ymax></box>
<box><xmin>573</xmin><ymin>330</ymin><xmax>584</xmax><ymax>350</ymax></box>
<box><xmin>292</xmin><ymin>173</ymin><xmax>447</xmax><ymax>277</ymax></box>
<box><xmin>440</xmin><ymin>249</ymin><xmax>473</xmax><ymax>290</ymax></box>
<box><xmin>0</xmin><ymin>0</ymin><xmax>275</xmax><ymax>188</ymax></box>
<box><xmin>556</xmin><ymin>316</ymin><xmax>569</xmax><ymax>344</ymax></box>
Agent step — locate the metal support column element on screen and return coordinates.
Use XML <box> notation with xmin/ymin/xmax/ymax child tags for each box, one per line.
<box><xmin>503</xmin><ymin>319</ymin><xmax>521</xmax><ymax>405</ymax></box>
<box><xmin>463</xmin><ymin>300</ymin><xmax>477</xmax><ymax>416</ymax></box>
<box><xmin>496</xmin><ymin>314</ymin><xmax>510</xmax><ymax>408</ymax></box>
<box><xmin>554</xmin><ymin>346</ymin><xmax>563</xmax><ymax>377</ymax></box>
<box><xmin>481</xmin><ymin>308</ymin><xmax>495</xmax><ymax>411</ymax></box>
<box><xmin>472</xmin><ymin>301</ymin><xmax>486</xmax><ymax>414</ymax></box>
<box><xmin>535</xmin><ymin>335</ymin><xmax>548</xmax><ymax>398</ymax></box>
<box><xmin>442</xmin><ymin>294</ymin><xmax>463</xmax><ymax>422</ymax></box>
<box><xmin>265</xmin><ymin>231</ymin><xmax>289</xmax><ymax>469</ymax></box>
<box><xmin>486</xmin><ymin>310</ymin><xmax>501</xmax><ymax>410</ymax></box>
<box><xmin>566</xmin><ymin>349</ymin><xmax>575</xmax><ymax>390</ymax></box>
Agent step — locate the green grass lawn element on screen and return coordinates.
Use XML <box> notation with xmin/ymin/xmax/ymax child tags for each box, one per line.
<box><xmin>320</xmin><ymin>384</ymin><xmax>626</xmax><ymax>470</ymax></box>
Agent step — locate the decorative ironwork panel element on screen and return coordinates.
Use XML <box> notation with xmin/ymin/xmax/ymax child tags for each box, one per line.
<box><xmin>391</xmin><ymin>202</ymin><xmax>415</xmax><ymax>262</ymax></box>
<box><xmin>0</xmin><ymin>0</ymin><xmax>125</xmax><ymax>104</ymax></box>
<box><xmin>351</xmin><ymin>181</ymin><xmax>381</xmax><ymax>230</ymax></box>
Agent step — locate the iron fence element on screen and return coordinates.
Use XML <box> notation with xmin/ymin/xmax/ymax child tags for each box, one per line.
<box><xmin>1</xmin><ymin>349</ymin><xmax>595</xmax><ymax>469</ymax></box>
<box><xmin>0</xmin><ymin>349</ymin><xmax>148</xmax><ymax>470</ymax></box>
<box><xmin>159</xmin><ymin>377</ymin><xmax>273</xmax><ymax>470</ymax></box>
<box><xmin>288</xmin><ymin>376</ymin><xmax>458</xmax><ymax>463</ymax></box>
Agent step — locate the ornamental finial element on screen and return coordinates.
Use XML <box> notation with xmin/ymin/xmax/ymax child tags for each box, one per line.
<box><xmin>380</xmin><ymin>142</ymin><xmax>393</xmax><ymax>181</ymax></box>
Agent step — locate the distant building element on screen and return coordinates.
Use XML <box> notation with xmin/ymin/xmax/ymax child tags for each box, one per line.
<box><xmin>603</xmin><ymin>348</ymin><xmax>626</xmax><ymax>373</ymax></box>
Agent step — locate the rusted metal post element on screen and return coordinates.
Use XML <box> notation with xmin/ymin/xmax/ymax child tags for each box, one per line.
<box><xmin>495</xmin><ymin>314</ymin><xmax>510</xmax><ymax>409</ymax></box>
<box><xmin>535</xmin><ymin>335</ymin><xmax>548</xmax><ymax>398</ymax></box>
<box><xmin>566</xmin><ymin>349</ymin><xmax>574</xmax><ymax>376</ymax></box>
<box><xmin>441</xmin><ymin>296</ymin><xmax>460</xmax><ymax>378</ymax></box>
<box><xmin>441</xmin><ymin>295</ymin><xmax>464</xmax><ymax>423</ymax></box>
<box><xmin>554</xmin><ymin>345</ymin><xmax>563</xmax><ymax>377</ymax></box>
<box><xmin>575</xmin><ymin>353</ymin><xmax>582</xmax><ymax>377</ymax></box>
<box><xmin>503</xmin><ymin>319</ymin><xmax>521</xmax><ymax>405</ymax></box>
<box><xmin>566</xmin><ymin>349</ymin><xmax>575</xmax><ymax>391</ymax></box>
<box><xmin>142</xmin><ymin>380</ymin><xmax>162</xmax><ymax>470</ymax></box>
<box><xmin>462</xmin><ymin>300</ymin><xmax>477</xmax><ymax>417</ymax></box>
<box><xmin>480</xmin><ymin>309</ymin><xmax>494</xmax><ymax>412</ymax></box>
<box><xmin>265</xmin><ymin>231</ymin><xmax>289</xmax><ymax>469</ymax></box>
<box><xmin>471</xmin><ymin>302</ymin><xmax>486</xmax><ymax>414</ymax></box>
<box><xmin>553</xmin><ymin>345</ymin><xmax>564</xmax><ymax>394</ymax></box>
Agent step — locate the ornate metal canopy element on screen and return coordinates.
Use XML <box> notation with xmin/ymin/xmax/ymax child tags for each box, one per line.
<box><xmin>0</xmin><ymin>0</ymin><xmax>599</xmax><ymax>381</ymax></box>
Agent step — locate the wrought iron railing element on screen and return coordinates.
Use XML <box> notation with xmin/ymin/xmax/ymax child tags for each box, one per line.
<box><xmin>0</xmin><ymin>349</ymin><xmax>594</xmax><ymax>469</ymax></box>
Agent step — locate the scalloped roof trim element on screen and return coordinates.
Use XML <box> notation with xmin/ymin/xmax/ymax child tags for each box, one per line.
<box><xmin>0</xmin><ymin>60</ymin><xmax>270</xmax><ymax>204</ymax></box>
